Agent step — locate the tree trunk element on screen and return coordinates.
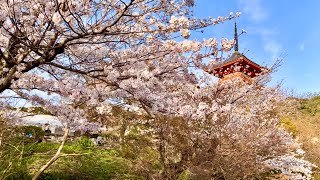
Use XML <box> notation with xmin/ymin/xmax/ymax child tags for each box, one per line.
<box><xmin>119</xmin><ymin>119</ymin><xmax>127</xmax><ymax>145</ymax></box>
<box><xmin>159</xmin><ymin>126</ymin><xmax>166</xmax><ymax>173</ymax></box>
<box><xmin>32</xmin><ymin>128</ymin><xmax>69</xmax><ymax>180</ymax></box>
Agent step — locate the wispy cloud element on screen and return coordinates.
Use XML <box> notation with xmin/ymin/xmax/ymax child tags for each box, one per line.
<box><xmin>303</xmin><ymin>73</ymin><xmax>312</xmax><ymax>77</ymax></box>
<box><xmin>238</xmin><ymin>0</ymin><xmax>268</xmax><ymax>22</ymax></box>
<box><xmin>252</xmin><ymin>27</ymin><xmax>278</xmax><ymax>37</ymax></box>
<box><xmin>238</xmin><ymin>1</ymin><xmax>282</xmax><ymax>58</ymax></box>
<box><xmin>249</xmin><ymin>27</ymin><xmax>282</xmax><ymax>58</ymax></box>
<box><xmin>264</xmin><ymin>40</ymin><xmax>282</xmax><ymax>57</ymax></box>
<box><xmin>299</xmin><ymin>42</ymin><xmax>305</xmax><ymax>51</ymax></box>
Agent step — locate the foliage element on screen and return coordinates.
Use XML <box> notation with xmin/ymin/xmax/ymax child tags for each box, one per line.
<box><xmin>298</xmin><ymin>96</ymin><xmax>320</xmax><ymax>115</ymax></box>
<box><xmin>21</xmin><ymin>126</ymin><xmax>45</xmax><ymax>143</ymax></box>
<box><xmin>0</xmin><ymin>121</ymin><xmax>34</xmax><ymax>180</ymax></box>
<box><xmin>19</xmin><ymin>107</ymin><xmax>52</xmax><ymax>115</ymax></box>
<box><xmin>76</xmin><ymin>137</ymin><xmax>94</xmax><ymax>149</ymax></box>
<box><xmin>280</xmin><ymin>117</ymin><xmax>298</xmax><ymax>137</ymax></box>
<box><xmin>177</xmin><ymin>170</ymin><xmax>192</xmax><ymax>180</ymax></box>
<box><xmin>1</xmin><ymin>140</ymin><xmax>147</xmax><ymax>179</ymax></box>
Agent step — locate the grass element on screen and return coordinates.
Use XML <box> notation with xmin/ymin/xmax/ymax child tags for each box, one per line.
<box><xmin>2</xmin><ymin>139</ymin><xmax>148</xmax><ymax>180</ymax></box>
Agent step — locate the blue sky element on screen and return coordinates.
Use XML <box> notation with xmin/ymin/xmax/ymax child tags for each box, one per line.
<box><xmin>191</xmin><ymin>0</ymin><xmax>320</xmax><ymax>93</ymax></box>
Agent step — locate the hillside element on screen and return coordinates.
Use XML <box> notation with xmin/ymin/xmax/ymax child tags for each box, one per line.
<box><xmin>282</xmin><ymin>96</ymin><xmax>320</xmax><ymax>178</ymax></box>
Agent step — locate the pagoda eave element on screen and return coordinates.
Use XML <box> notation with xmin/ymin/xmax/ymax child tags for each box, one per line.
<box><xmin>212</xmin><ymin>55</ymin><xmax>269</xmax><ymax>79</ymax></box>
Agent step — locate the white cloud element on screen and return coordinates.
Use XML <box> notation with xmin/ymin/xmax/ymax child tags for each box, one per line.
<box><xmin>237</xmin><ymin>2</ymin><xmax>283</xmax><ymax>58</ymax></box>
<box><xmin>299</xmin><ymin>42</ymin><xmax>305</xmax><ymax>51</ymax></box>
<box><xmin>254</xmin><ymin>27</ymin><xmax>278</xmax><ymax>37</ymax></box>
<box><xmin>238</xmin><ymin>0</ymin><xmax>268</xmax><ymax>22</ymax></box>
<box><xmin>250</xmin><ymin>27</ymin><xmax>282</xmax><ymax>58</ymax></box>
<box><xmin>303</xmin><ymin>73</ymin><xmax>312</xmax><ymax>77</ymax></box>
<box><xmin>264</xmin><ymin>40</ymin><xmax>282</xmax><ymax>57</ymax></box>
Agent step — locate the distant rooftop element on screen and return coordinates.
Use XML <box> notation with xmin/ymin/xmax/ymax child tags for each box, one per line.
<box><xmin>21</xmin><ymin>115</ymin><xmax>63</xmax><ymax>126</ymax></box>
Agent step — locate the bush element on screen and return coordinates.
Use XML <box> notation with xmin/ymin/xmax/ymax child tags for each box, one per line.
<box><xmin>177</xmin><ymin>170</ymin><xmax>192</xmax><ymax>180</ymax></box>
<box><xmin>5</xmin><ymin>169</ymin><xmax>32</xmax><ymax>180</ymax></box>
<box><xmin>21</xmin><ymin>126</ymin><xmax>45</xmax><ymax>143</ymax></box>
<box><xmin>298</xmin><ymin>96</ymin><xmax>320</xmax><ymax>115</ymax></box>
<box><xmin>76</xmin><ymin>137</ymin><xmax>94</xmax><ymax>148</ymax></box>
<box><xmin>280</xmin><ymin>117</ymin><xmax>298</xmax><ymax>137</ymax></box>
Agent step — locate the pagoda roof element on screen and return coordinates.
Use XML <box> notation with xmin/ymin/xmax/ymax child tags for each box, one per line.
<box><xmin>213</xmin><ymin>51</ymin><xmax>265</xmax><ymax>70</ymax></box>
<box><xmin>207</xmin><ymin>23</ymin><xmax>270</xmax><ymax>78</ymax></box>
<box><xmin>210</xmin><ymin>51</ymin><xmax>270</xmax><ymax>79</ymax></box>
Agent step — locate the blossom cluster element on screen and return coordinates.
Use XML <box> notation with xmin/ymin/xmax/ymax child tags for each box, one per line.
<box><xmin>263</xmin><ymin>154</ymin><xmax>315</xmax><ymax>179</ymax></box>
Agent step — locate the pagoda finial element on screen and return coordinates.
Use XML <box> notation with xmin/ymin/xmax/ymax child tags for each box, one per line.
<box><xmin>234</xmin><ymin>22</ymin><xmax>239</xmax><ymax>52</ymax></box>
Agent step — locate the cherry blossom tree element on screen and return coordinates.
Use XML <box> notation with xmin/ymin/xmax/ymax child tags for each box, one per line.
<box><xmin>0</xmin><ymin>0</ymin><xmax>238</xmax><ymax>118</ymax></box>
<box><xmin>150</xmin><ymin>77</ymin><xmax>314</xmax><ymax>179</ymax></box>
<box><xmin>0</xmin><ymin>0</ymin><xmax>239</xmax><ymax>178</ymax></box>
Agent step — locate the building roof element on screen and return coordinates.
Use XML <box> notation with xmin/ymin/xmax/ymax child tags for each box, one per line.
<box><xmin>210</xmin><ymin>51</ymin><xmax>270</xmax><ymax>79</ymax></box>
<box><xmin>21</xmin><ymin>114</ymin><xmax>63</xmax><ymax>126</ymax></box>
<box><xmin>213</xmin><ymin>51</ymin><xmax>265</xmax><ymax>70</ymax></box>
<box><xmin>209</xmin><ymin>22</ymin><xmax>270</xmax><ymax>79</ymax></box>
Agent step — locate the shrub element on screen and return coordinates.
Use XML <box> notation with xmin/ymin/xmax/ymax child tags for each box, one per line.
<box><xmin>21</xmin><ymin>126</ymin><xmax>45</xmax><ymax>143</ymax></box>
<box><xmin>76</xmin><ymin>137</ymin><xmax>94</xmax><ymax>148</ymax></box>
<box><xmin>177</xmin><ymin>170</ymin><xmax>192</xmax><ymax>180</ymax></box>
<box><xmin>280</xmin><ymin>117</ymin><xmax>298</xmax><ymax>137</ymax></box>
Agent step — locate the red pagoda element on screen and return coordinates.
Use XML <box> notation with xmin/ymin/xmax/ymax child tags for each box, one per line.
<box><xmin>212</xmin><ymin>23</ymin><xmax>269</xmax><ymax>83</ymax></box>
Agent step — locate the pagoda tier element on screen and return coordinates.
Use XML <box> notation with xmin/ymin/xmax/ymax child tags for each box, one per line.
<box><xmin>208</xmin><ymin>23</ymin><xmax>269</xmax><ymax>82</ymax></box>
<box><xmin>212</xmin><ymin>52</ymin><xmax>268</xmax><ymax>80</ymax></box>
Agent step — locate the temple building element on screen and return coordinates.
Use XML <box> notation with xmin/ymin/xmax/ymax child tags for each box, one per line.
<box><xmin>212</xmin><ymin>23</ymin><xmax>269</xmax><ymax>83</ymax></box>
